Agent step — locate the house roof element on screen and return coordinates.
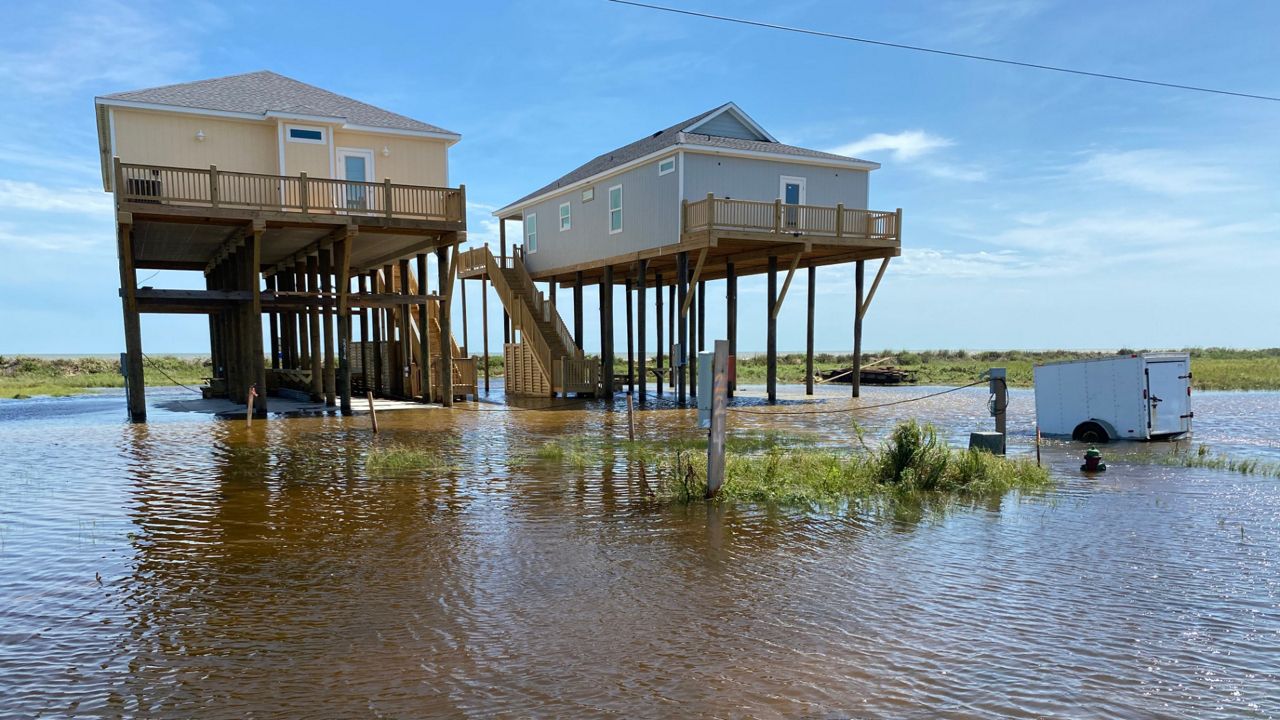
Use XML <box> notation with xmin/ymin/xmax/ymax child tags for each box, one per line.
<box><xmin>98</xmin><ymin>70</ymin><xmax>458</xmax><ymax>138</ymax></box>
<box><xmin>496</xmin><ymin>102</ymin><xmax>877</xmax><ymax>217</ymax></box>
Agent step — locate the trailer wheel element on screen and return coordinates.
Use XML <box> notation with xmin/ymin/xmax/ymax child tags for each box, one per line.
<box><xmin>1073</xmin><ymin>421</ymin><xmax>1110</xmax><ymax>444</ymax></box>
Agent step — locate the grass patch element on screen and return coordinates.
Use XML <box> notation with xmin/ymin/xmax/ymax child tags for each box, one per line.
<box><xmin>366</xmin><ymin>445</ymin><xmax>453</xmax><ymax>475</ymax></box>
<box><xmin>1145</xmin><ymin>444</ymin><xmax>1280</xmax><ymax>478</ymax></box>
<box><xmin>0</xmin><ymin>355</ymin><xmax>209</xmax><ymax>398</ymax></box>
<box><xmin>644</xmin><ymin>420</ymin><xmax>1050</xmax><ymax>507</ymax></box>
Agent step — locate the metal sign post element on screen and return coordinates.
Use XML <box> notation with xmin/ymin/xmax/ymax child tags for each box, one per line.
<box><xmin>705</xmin><ymin>340</ymin><xmax>729</xmax><ymax>498</ymax></box>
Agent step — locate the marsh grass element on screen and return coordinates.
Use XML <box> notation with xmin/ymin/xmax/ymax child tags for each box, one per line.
<box><xmin>1144</xmin><ymin>444</ymin><xmax>1280</xmax><ymax>478</ymax></box>
<box><xmin>366</xmin><ymin>445</ymin><xmax>453</xmax><ymax>475</ymax></box>
<box><xmin>0</xmin><ymin>356</ymin><xmax>209</xmax><ymax>398</ymax></box>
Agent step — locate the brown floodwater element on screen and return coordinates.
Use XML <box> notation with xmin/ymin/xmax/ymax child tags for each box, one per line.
<box><xmin>1</xmin><ymin>383</ymin><xmax>1277</xmax><ymax>718</ymax></box>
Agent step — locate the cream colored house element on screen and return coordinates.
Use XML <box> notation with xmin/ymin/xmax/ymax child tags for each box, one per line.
<box><xmin>96</xmin><ymin>71</ymin><xmax>470</xmax><ymax>422</ymax></box>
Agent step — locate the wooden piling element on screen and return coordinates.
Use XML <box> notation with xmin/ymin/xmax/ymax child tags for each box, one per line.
<box><xmin>637</xmin><ymin>260</ymin><xmax>647</xmax><ymax>402</ymax></box>
<box><xmin>336</xmin><ymin>234</ymin><xmax>352</xmax><ymax>415</ymax></box>
<box><xmin>600</xmin><ymin>266</ymin><xmax>615</xmax><ymax>396</ymax></box>
<box><xmin>767</xmin><ymin>254</ymin><xmax>778</xmax><ymax>403</ymax></box>
<box><xmin>573</xmin><ymin>271</ymin><xmax>584</xmax><ymax>350</ymax></box>
<box><xmin>246</xmin><ymin>223</ymin><xmax>267</xmax><ymax>415</ymax></box>
<box><xmin>654</xmin><ymin>271</ymin><xmax>664</xmax><ymax>397</ymax></box>
<box><xmin>319</xmin><ymin>247</ymin><xmax>336</xmax><ymax>407</ymax></box>
<box><xmin>116</xmin><ymin>222</ymin><xmax>146</xmax><ymax>422</ymax></box>
<box><xmin>853</xmin><ymin>259</ymin><xmax>864</xmax><ymax>399</ymax></box>
<box><xmin>499</xmin><ymin>218</ymin><xmax>510</xmax><ymax>344</ymax></box>
<box><xmin>726</xmin><ymin>261</ymin><xmax>736</xmax><ymax>398</ymax></box>
<box><xmin>307</xmin><ymin>255</ymin><xmax>323</xmax><ymax>401</ymax></box>
<box><xmin>689</xmin><ymin>276</ymin><xmax>697</xmax><ymax>399</ymax></box>
<box><xmin>267</xmin><ymin>275</ymin><xmax>280</xmax><ymax>370</ymax></box>
<box><xmin>370</xmin><ymin>271</ymin><xmax>382</xmax><ymax>396</ymax></box>
<box><xmin>398</xmin><ymin>259</ymin><xmax>412</xmax><ymax>398</ymax></box>
<box><xmin>706</xmin><ymin>339</ymin><xmax>729</xmax><ymax>498</ymax></box>
<box><xmin>806</xmin><ymin>264</ymin><xmax>815</xmax><ymax>396</ymax></box>
<box><xmin>417</xmin><ymin>253</ymin><xmax>432</xmax><ymax>404</ymax></box>
<box><xmin>460</xmin><ymin>276</ymin><xmax>469</xmax><ymax>357</ymax></box>
<box><xmin>676</xmin><ymin>252</ymin><xmax>688</xmax><ymax>405</ymax></box>
<box><xmin>366</xmin><ymin>391</ymin><xmax>379</xmax><ymax>434</ymax></box>
<box><xmin>481</xmin><ymin>273</ymin><xmax>491</xmax><ymax>394</ymax></box>
<box><xmin>437</xmin><ymin>244</ymin><xmax>455</xmax><ymax>406</ymax></box>
<box><xmin>625</xmin><ymin>278</ymin><xmax>635</xmax><ymax>395</ymax></box>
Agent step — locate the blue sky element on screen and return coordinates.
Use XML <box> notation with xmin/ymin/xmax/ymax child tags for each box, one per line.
<box><xmin>1</xmin><ymin>0</ymin><xmax>1277</xmax><ymax>354</ymax></box>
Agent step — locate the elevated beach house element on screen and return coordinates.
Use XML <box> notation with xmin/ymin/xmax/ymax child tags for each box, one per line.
<box><xmin>97</xmin><ymin>71</ymin><xmax>470</xmax><ymax>421</ymax></box>
<box><xmin>463</xmin><ymin>102</ymin><xmax>901</xmax><ymax>401</ymax></box>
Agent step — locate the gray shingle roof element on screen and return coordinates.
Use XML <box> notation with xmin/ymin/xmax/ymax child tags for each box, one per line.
<box><xmin>100</xmin><ymin>70</ymin><xmax>457</xmax><ymax>136</ymax></box>
<box><xmin>500</xmin><ymin>103</ymin><xmax>874</xmax><ymax>213</ymax></box>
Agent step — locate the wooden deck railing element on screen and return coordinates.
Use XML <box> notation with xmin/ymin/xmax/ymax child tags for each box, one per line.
<box><xmin>114</xmin><ymin>159</ymin><xmax>465</xmax><ymax>222</ymax></box>
<box><xmin>682</xmin><ymin>194</ymin><xmax>900</xmax><ymax>242</ymax></box>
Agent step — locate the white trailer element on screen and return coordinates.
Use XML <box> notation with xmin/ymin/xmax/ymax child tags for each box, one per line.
<box><xmin>1034</xmin><ymin>353</ymin><xmax>1192</xmax><ymax>442</ymax></box>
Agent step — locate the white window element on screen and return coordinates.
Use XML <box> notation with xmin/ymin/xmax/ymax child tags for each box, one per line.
<box><xmin>286</xmin><ymin>124</ymin><xmax>326</xmax><ymax>144</ymax></box>
<box><xmin>582</xmin><ymin>187</ymin><xmax>594</xmax><ymax>202</ymax></box>
<box><xmin>559</xmin><ymin>201</ymin><xmax>571</xmax><ymax>231</ymax></box>
<box><xmin>526</xmin><ymin>213</ymin><xmax>537</xmax><ymax>252</ymax></box>
<box><xmin>658</xmin><ymin>157</ymin><xmax>675</xmax><ymax>175</ymax></box>
<box><xmin>608</xmin><ymin>184</ymin><xmax>623</xmax><ymax>234</ymax></box>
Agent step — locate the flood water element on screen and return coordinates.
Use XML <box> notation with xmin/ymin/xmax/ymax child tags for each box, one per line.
<box><xmin>1</xmin><ymin>383</ymin><xmax>1277</xmax><ymax>718</ymax></box>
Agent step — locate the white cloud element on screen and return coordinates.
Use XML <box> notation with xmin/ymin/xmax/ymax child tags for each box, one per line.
<box><xmin>895</xmin><ymin>247</ymin><xmax>1048</xmax><ymax>278</ymax></box>
<box><xmin>1074</xmin><ymin>149</ymin><xmax>1244</xmax><ymax>196</ymax></box>
<box><xmin>0</xmin><ymin>180</ymin><xmax>113</xmax><ymax>216</ymax></box>
<box><xmin>828</xmin><ymin>130</ymin><xmax>954</xmax><ymax>162</ymax></box>
<box><xmin>0</xmin><ymin>222</ymin><xmax>107</xmax><ymax>253</ymax></box>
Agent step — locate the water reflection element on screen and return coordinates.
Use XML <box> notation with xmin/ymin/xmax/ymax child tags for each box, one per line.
<box><xmin>0</xmin><ymin>385</ymin><xmax>1276</xmax><ymax>717</ymax></box>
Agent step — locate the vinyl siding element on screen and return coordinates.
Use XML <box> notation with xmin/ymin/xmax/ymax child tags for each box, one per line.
<box><xmin>332</xmin><ymin>130</ymin><xmax>449</xmax><ymax>186</ymax></box>
<box><xmin>692</xmin><ymin>112</ymin><xmax>765</xmax><ymax>140</ymax></box>
<box><xmin>682</xmin><ymin>152</ymin><xmax>870</xmax><ymax>208</ymax></box>
<box><xmin>111</xmin><ymin>108</ymin><xmax>278</xmax><ymax>177</ymax></box>
<box><xmin>520</xmin><ymin>153</ymin><xmax>680</xmax><ymax>275</ymax></box>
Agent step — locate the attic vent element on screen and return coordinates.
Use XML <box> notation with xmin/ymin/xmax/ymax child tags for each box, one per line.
<box><xmin>652</xmin><ymin>130</ymin><xmax>663</xmax><ymax>137</ymax></box>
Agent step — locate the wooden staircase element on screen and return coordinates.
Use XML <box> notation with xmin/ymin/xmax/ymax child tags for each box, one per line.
<box><xmin>458</xmin><ymin>246</ymin><xmax>599</xmax><ymax>397</ymax></box>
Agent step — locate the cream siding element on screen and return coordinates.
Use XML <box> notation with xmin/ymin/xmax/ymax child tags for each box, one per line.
<box><xmin>109</xmin><ymin>108</ymin><xmax>277</xmax><ymax>180</ymax></box>
<box><xmin>283</xmin><ymin>124</ymin><xmax>333</xmax><ymax>179</ymax></box>
<box><xmin>332</xmin><ymin>130</ymin><xmax>449</xmax><ymax>186</ymax></box>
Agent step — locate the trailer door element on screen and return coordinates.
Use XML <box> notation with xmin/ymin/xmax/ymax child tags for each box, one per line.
<box><xmin>1146</xmin><ymin>360</ymin><xmax>1190</xmax><ymax>436</ymax></box>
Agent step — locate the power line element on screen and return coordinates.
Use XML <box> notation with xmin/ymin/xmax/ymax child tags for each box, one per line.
<box><xmin>608</xmin><ymin>0</ymin><xmax>1280</xmax><ymax>103</ymax></box>
<box><xmin>728</xmin><ymin>379</ymin><xmax>987</xmax><ymax>416</ymax></box>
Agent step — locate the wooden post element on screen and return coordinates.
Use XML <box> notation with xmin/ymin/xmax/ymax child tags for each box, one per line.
<box><xmin>438</xmin><ymin>244</ymin><xmax>455</xmax><ymax>406</ymax></box>
<box><xmin>481</xmin><ymin>274</ymin><xmax>490</xmax><ymax>393</ymax></box>
<box><xmin>383</xmin><ymin>178</ymin><xmax>393</xmax><ymax>219</ymax></box>
<box><xmin>689</xmin><ymin>276</ymin><xmax>698</xmax><ymax>399</ymax></box>
<box><xmin>694</xmin><ymin>279</ymin><xmax>706</xmax><ymax>397</ymax></box>
<box><xmin>398</xmin><ymin>259</ymin><xmax>412</xmax><ymax>398</ymax></box>
<box><xmin>637</xmin><ymin>260</ymin><xmax>647</xmax><ymax>402</ymax></box>
<box><xmin>767</xmin><ymin>254</ymin><xmax>778</xmax><ymax>403</ymax></box>
<box><xmin>296</xmin><ymin>262</ymin><xmax>310</xmax><ymax>378</ymax></box>
<box><xmin>676</xmin><ymin>251</ymin><xmax>688</xmax><ymax>405</ymax></box>
<box><xmin>247</xmin><ymin>223</ymin><xmax>267</xmax><ymax>415</ymax></box>
<box><xmin>627</xmin><ymin>392</ymin><xmax>635</xmax><ymax>442</ymax></box>
<box><xmin>116</xmin><ymin>221</ymin><xmax>146</xmax><ymax>421</ymax></box>
<box><xmin>370</xmin><ymin>271</ymin><xmax>382</xmax><ymax>396</ymax></box>
<box><xmin>336</xmin><ymin>233</ymin><xmax>352</xmax><ymax>415</ymax></box>
<box><xmin>600</xmin><ymin>266</ymin><xmax>614</xmax><ymax>396</ymax></box>
<box><xmin>460</xmin><ymin>276</ymin><xmax>469</xmax><ymax>357</ymax></box>
<box><xmin>359</xmin><ymin>274</ymin><xmax>370</xmax><ymax>395</ymax></box>
<box><xmin>417</xmin><ymin>253</ymin><xmax>432</xmax><ymax>404</ymax></box>
<box><xmin>853</xmin><ymin>260</ymin><xmax>865</xmax><ymax>398</ymax></box>
<box><xmin>654</xmin><ymin>271</ymin><xmax>664</xmax><ymax>397</ymax></box>
<box><xmin>499</xmin><ymin>218</ymin><xmax>510</xmax><ymax>344</ymax></box>
<box><xmin>307</xmin><ymin>255</ymin><xmax>323</xmax><ymax>401</ymax></box>
<box><xmin>573</xmin><ymin>271</ymin><xmax>584</xmax><ymax>350</ymax></box>
<box><xmin>806</xmin><ymin>264</ymin><xmax>815</xmax><ymax>395</ymax></box>
<box><xmin>366</xmin><ymin>391</ymin><xmax>379</xmax><ymax>434</ymax></box>
<box><xmin>705</xmin><ymin>339</ymin><xmax>729</xmax><ymax>498</ymax></box>
<box><xmin>319</xmin><ymin>247</ymin><xmax>336</xmax><ymax>407</ymax></box>
<box><xmin>726</xmin><ymin>261</ymin><xmax>737</xmax><ymax>398</ymax></box>
<box><xmin>267</xmin><ymin>275</ymin><xmax>280</xmax><ymax>370</ymax></box>
<box><xmin>625</xmin><ymin>278</ymin><xmax>635</xmax><ymax>395</ymax></box>
<box><xmin>299</xmin><ymin>172</ymin><xmax>309</xmax><ymax>212</ymax></box>
<box><xmin>246</xmin><ymin>386</ymin><xmax>255</xmax><ymax>425</ymax></box>
<box><xmin>209</xmin><ymin>165</ymin><xmax>220</xmax><ymax>207</ymax></box>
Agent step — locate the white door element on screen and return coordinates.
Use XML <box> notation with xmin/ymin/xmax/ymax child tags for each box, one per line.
<box><xmin>1146</xmin><ymin>360</ymin><xmax>1190</xmax><ymax>436</ymax></box>
<box><xmin>779</xmin><ymin>175</ymin><xmax>806</xmax><ymax>229</ymax></box>
<box><xmin>336</xmin><ymin>148</ymin><xmax>374</xmax><ymax>211</ymax></box>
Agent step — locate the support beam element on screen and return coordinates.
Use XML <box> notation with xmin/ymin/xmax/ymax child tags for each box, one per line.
<box><xmin>246</xmin><ymin>222</ymin><xmax>267</xmax><ymax>415</ymax></box>
<box><xmin>460</xmin><ymin>277</ymin><xmax>469</xmax><ymax>357</ymax></box>
<box><xmin>637</xmin><ymin>260</ymin><xmax>647</xmax><ymax>402</ymax></box>
<box><xmin>359</xmin><ymin>274</ymin><xmax>370</xmax><ymax>395</ymax></box>
<box><xmin>267</xmin><ymin>275</ymin><xmax>280</xmax><ymax>370</ymax></box>
<box><xmin>398</xmin><ymin>259</ymin><xmax>412</xmax><ymax>398</ymax></box>
<box><xmin>600</xmin><ymin>266</ymin><xmax>615</xmax><ymax>396</ymax></box>
<box><xmin>654</xmin><ymin>271</ymin><xmax>664</xmax><ymax>397</ymax></box>
<box><xmin>296</xmin><ymin>262</ymin><xmax>310</xmax><ymax>378</ymax></box>
<box><xmin>336</xmin><ymin>232</ymin><xmax>353</xmax><ymax>415</ymax></box>
<box><xmin>767</xmin><ymin>254</ymin><xmax>778</xmax><ymax>403</ymax></box>
<box><xmin>860</xmin><ymin>257</ymin><xmax>891</xmax><ymax>319</ymax></box>
<box><xmin>116</xmin><ymin>223</ymin><xmax>146</xmax><ymax>421</ymax></box>
<box><xmin>853</xmin><ymin>259</ymin><xmax>865</xmax><ymax>398</ymax></box>
<box><xmin>500</xmin><ymin>218</ymin><xmax>510</xmax><ymax>344</ymax></box>
<box><xmin>370</xmin><ymin>271</ymin><xmax>382</xmax><ymax>396</ymax></box>
<box><xmin>625</xmin><ymin>278</ymin><xmax>635</xmax><ymax>395</ymax></box>
<box><xmin>438</xmin><ymin>243</ymin><xmax>456</xmax><ymax>406</ymax></box>
<box><xmin>680</xmin><ymin>247</ymin><xmax>708</xmax><ymax>317</ymax></box>
<box><xmin>726</xmin><ymin>261</ymin><xmax>737</xmax><ymax>398</ymax></box>
<box><xmin>573</xmin><ymin>271</ymin><xmax>584</xmax><ymax>350</ymax></box>
<box><xmin>689</xmin><ymin>277</ymin><xmax>698</xmax><ymax>399</ymax></box>
<box><xmin>806</xmin><ymin>264</ymin><xmax>815</xmax><ymax>396</ymax></box>
<box><xmin>418</xmin><ymin>253</ymin><xmax>433</xmax><ymax>404</ymax></box>
<box><xmin>481</xmin><ymin>273</ymin><xmax>490</xmax><ymax>394</ymax></box>
<box><xmin>319</xmin><ymin>247</ymin><xmax>336</xmax><ymax>407</ymax></box>
<box><xmin>676</xmin><ymin>251</ymin><xmax>688</xmax><ymax>404</ymax></box>
<box><xmin>770</xmin><ymin>252</ymin><xmax>804</xmax><ymax>319</ymax></box>
<box><xmin>307</xmin><ymin>255</ymin><xmax>323</xmax><ymax>401</ymax></box>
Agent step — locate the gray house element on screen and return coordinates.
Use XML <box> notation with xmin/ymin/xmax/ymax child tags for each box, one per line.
<box><xmin>471</xmin><ymin>103</ymin><xmax>902</xmax><ymax>401</ymax></box>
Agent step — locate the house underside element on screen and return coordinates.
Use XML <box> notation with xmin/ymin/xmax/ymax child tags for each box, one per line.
<box><xmin>461</xmin><ymin>196</ymin><xmax>902</xmax><ymax>402</ymax></box>
<box><xmin>114</xmin><ymin>160</ymin><xmax>471</xmax><ymax>421</ymax></box>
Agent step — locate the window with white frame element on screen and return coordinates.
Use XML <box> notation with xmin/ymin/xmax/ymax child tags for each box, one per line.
<box><xmin>526</xmin><ymin>213</ymin><xmax>537</xmax><ymax>252</ymax></box>
<box><xmin>658</xmin><ymin>157</ymin><xmax>675</xmax><ymax>175</ymax></box>
<box><xmin>286</xmin><ymin>124</ymin><xmax>326</xmax><ymax>144</ymax></box>
<box><xmin>559</xmin><ymin>201</ymin><xmax>571</xmax><ymax>231</ymax></box>
<box><xmin>608</xmin><ymin>185</ymin><xmax>623</xmax><ymax>234</ymax></box>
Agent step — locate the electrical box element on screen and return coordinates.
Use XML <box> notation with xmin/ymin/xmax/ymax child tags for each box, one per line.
<box><xmin>697</xmin><ymin>350</ymin><xmax>714</xmax><ymax>428</ymax></box>
<box><xmin>988</xmin><ymin>367</ymin><xmax>1006</xmax><ymax>395</ymax></box>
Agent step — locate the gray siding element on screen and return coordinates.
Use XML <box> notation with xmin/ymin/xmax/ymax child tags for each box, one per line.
<box><xmin>682</xmin><ymin>153</ymin><xmax>869</xmax><ymax>208</ymax></box>
<box><xmin>520</xmin><ymin>153</ymin><xmax>681</xmax><ymax>275</ymax></box>
<box><xmin>692</xmin><ymin>112</ymin><xmax>764</xmax><ymax>140</ymax></box>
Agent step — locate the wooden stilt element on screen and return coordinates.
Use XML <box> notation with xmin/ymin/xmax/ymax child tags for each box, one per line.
<box><xmin>418</xmin><ymin>253</ymin><xmax>433</xmax><ymax>403</ymax></box>
<box><xmin>689</xmin><ymin>276</ymin><xmax>697</xmax><ymax>399</ymax></box>
<box><xmin>370</xmin><ymin>271</ymin><xmax>382</xmax><ymax>396</ymax></box>
<box><xmin>398</xmin><ymin>259</ymin><xmax>412</xmax><ymax>398</ymax></box>
<box><xmin>319</xmin><ymin>247</ymin><xmax>336</xmax><ymax>407</ymax></box>
<box><xmin>336</xmin><ymin>233</ymin><xmax>352</xmax><ymax>415</ymax></box>
<box><xmin>481</xmin><ymin>271</ymin><xmax>490</xmax><ymax>394</ymax></box>
<box><xmin>654</xmin><ymin>271</ymin><xmax>664</xmax><ymax>397</ymax></box>
<box><xmin>267</xmin><ymin>275</ymin><xmax>280</xmax><ymax>370</ymax></box>
<box><xmin>625</xmin><ymin>278</ymin><xmax>635</xmax><ymax>395</ymax></box>
<box><xmin>499</xmin><ymin>218</ymin><xmax>510</xmax><ymax>344</ymax></box>
<box><xmin>726</xmin><ymin>261</ymin><xmax>736</xmax><ymax>398</ymax></box>
<box><xmin>637</xmin><ymin>260</ymin><xmax>647</xmax><ymax>402</ymax></box>
<box><xmin>767</xmin><ymin>254</ymin><xmax>778</xmax><ymax>403</ymax></box>
<box><xmin>246</xmin><ymin>222</ymin><xmax>267</xmax><ymax>416</ymax></box>
<box><xmin>359</xmin><ymin>274</ymin><xmax>370</xmax><ymax>395</ymax></box>
<box><xmin>573</xmin><ymin>271</ymin><xmax>584</xmax><ymax>350</ymax></box>
<box><xmin>307</xmin><ymin>255</ymin><xmax>323</xmax><ymax>401</ymax></box>
<box><xmin>853</xmin><ymin>259</ymin><xmax>864</xmax><ymax>399</ymax></box>
<box><xmin>676</xmin><ymin>251</ymin><xmax>688</xmax><ymax>405</ymax></box>
<box><xmin>806</xmin><ymin>264</ymin><xmax>816</xmax><ymax>396</ymax></box>
<box><xmin>600</xmin><ymin>266</ymin><xmax>614</xmax><ymax>396</ymax></box>
<box><xmin>438</xmin><ymin>243</ymin><xmax>455</xmax><ymax>406</ymax></box>
<box><xmin>116</xmin><ymin>221</ymin><xmax>146</xmax><ymax>421</ymax></box>
<box><xmin>460</xmin><ymin>276</ymin><xmax>469</xmax><ymax>357</ymax></box>
<box><xmin>296</xmin><ymin>262</ymin><xmax>310</xmax><ymax>378</ymax></box>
